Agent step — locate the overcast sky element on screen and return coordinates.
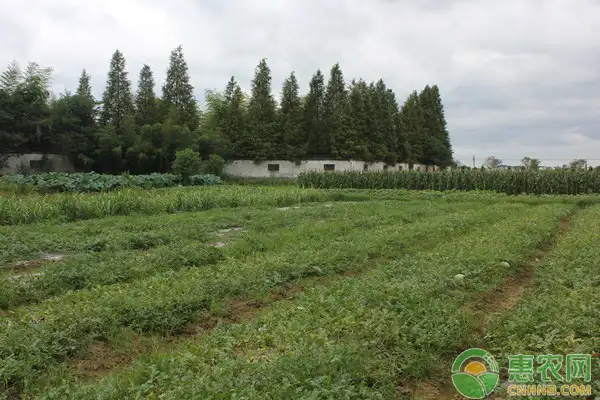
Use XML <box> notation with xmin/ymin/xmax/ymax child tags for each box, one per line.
<box><xmin>2</xmin><ymin>0</ymin><xmax>599</xmax><ymax>167</ymax></box>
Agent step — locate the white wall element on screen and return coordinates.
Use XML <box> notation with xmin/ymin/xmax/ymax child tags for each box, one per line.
<box><xmin>1</xmin><ymin>153</ymin><xmax>75</xmax><ymax>174</ymax></box>
<box><xmin>224</xmin><ymin>160</ymin><xmax>437</xmax><ymax>178</ymax></box>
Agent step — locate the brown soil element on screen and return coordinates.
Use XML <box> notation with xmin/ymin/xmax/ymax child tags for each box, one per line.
<box><xmin>411</xmin><ymin>380</ymin><xmax>463</xmax><ymax>400</ymax></box>
<box><xmin>69</xmin><ymin>339</ymin><xmax>148</xmax><ymax>382</ymax></box>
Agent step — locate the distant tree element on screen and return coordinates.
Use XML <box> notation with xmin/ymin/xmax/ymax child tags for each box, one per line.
<box><xmin>484</xmin><ymin>156</ymin><xmax>502</xmax><ymax>169</ymax></box>
<box><xmin>0</xmin><ymin>60</ymin><xmax>21</xmax><ymax>94</ymax></box>
<box><xmin>366</xmin><ymin>80</ymin><xmax>392</xmax><ymax>161</ymax></box>
<box><xmin>323</xmin><ymin>63</ymin><xmax>352</xmax><ymax>159</ymax></box>
<box><xmin>171</xmin><ymin>147</ymin><xmax>201</xmax><ymax>184</ymax></box>
<box><xmin>419</xmin><ymin>85</ymin><xmax>453</xmax><ymax>168</ymax></box>
<box><xmin>383</xmin><ymin>86</ymin><xmax>400</xmax><ymax>164</ymax></box>
<box><xmin>521</xmin><ymin>156</ymin><xmax>541</xmax><ymax>170</ymax></box>
<box><xmin>0</xmin><ymin>61</ymin><xmax>53</xmax><ymax>154</ymax></box>
<box><xmin>569</xmin><ymin>159</ymin><xmax>587</xmax><ymax>169</ymax></box>
<box><xmin>202</xmin><ymin>153</ymin><xmax>226</xmax><ymax>177</ymax></box>
<box><xmin>347</xmin><ymin>79</ymin><xmax>370</xmax><ymax>160</ymax></box>
<box><xmin>50</xmin><ymin>91</ymin><xmax>97</xmax><ymax>169</ymax></box>
<box><xmin>246</xmin><ymin>58</ymin><xmax>277</xmax><ymax>160</ymax></box>
<box><xmin>398</xmin><ymin>91</ymin><xmax>425</xmax><ymax>166</ymax></box>
<box><xmin>304</xmin><ymin>69</ymin><xmax>327</xmax><ymax>157</ymax></box>
<box><xmin>279</xmin><ymin>71</ymin><xmax>306</xmax><ymax>160</ymax></box>
<box><xmin>219</xmin><ymin>77</ymin><xmax>249</xmax><ymax>158</ymax></box>
<box><xmin>100</xmin><ymin>50</ymin><xmax>135</xmax><ymax>129</ymax></box>
<box><xmin>76</xmin><ymin>69</ymin><xmax>93</xmax><ymax>99</ymax></box>
<box><xmin>135</xmin><ymin>64</ymin><xmax>158</xmax><ymax>126</ymax></box>
<box><xmin>162</xmin><ymin>45</ymin><xmax>199</xmax><ymax>130</ymax></box>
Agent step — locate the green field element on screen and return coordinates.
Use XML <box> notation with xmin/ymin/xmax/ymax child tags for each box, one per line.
<box><xmin>1</xmin><ymin>186</ymin><xmax>599</xmax><ymax>399</ymax></box>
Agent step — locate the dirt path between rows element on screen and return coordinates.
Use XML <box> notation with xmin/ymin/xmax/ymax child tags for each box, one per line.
<box><xmin>411</xmin><ymin>214</ymin><xmax>574</xmax><ymax>400</ymax></box>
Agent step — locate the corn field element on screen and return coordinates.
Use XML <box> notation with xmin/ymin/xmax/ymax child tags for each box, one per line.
<box><xmin>297</xmin><ymin>169</ymin><xmax>600</xmax><ymax>195</ymax></box>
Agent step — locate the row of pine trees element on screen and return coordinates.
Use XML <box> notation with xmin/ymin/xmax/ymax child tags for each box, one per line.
<box><xmin>0</xmin><ymin>46</ymin><xmax>453</xmax><ymax>175</ymax></box>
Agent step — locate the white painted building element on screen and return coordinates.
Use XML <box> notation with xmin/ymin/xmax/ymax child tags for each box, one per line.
<box><xmin>224</xmin><ymin>160</ymin><xmax>438</xmax><ymax>179</ymax></box>
<box><xmin>0</xmin><ymin>153</ymin><xmax>75</xmax><ymax>174</ymax></box>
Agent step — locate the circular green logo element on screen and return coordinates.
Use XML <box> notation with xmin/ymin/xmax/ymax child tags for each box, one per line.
<box><xmin>451</xmin><ymin>348</ymin><xmax>500</xmax><ymax>399</ymax></box>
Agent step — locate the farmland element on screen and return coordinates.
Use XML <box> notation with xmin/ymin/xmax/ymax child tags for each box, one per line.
<box><xmin>1</xmin><ymin>185</ymin><xmax>600</xmax><ymax>399</ymax></box>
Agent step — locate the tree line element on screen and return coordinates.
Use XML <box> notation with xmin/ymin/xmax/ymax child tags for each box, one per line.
<box><xmin>480</xmin><ymin>156</ymin><xmax>593</xmax><ymax>170</ymax></box>
<box><xmin>0</xmin><ymin>46</ymin><xmax>453</xmax><ymax>175</ymax></box>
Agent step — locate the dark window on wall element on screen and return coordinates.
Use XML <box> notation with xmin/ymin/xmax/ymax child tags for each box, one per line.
<box><xmin>29</xmin><ymin>160</ymin><xmax>43</xmax><ymax>169</ymax></box>
<box><xmin>398</xmin><ymin>165</ymin><xmax>403</xmax><ymax>171</ymax></box>
<box><xmin>363</xmin><ymin>164</ymin><xmax>368</xmax><ymax>171</ymax></box>
<box><xmin>324</xmin><ymin>164</ymin><xmax>335</xmax><ymax>171</ymax></box>
<box><xmin>267</xmin><ymin>164</ymin><xmax>280</xmax><ymax>172</ymax></box>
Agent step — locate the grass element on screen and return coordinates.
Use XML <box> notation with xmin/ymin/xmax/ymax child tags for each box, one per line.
<box><xmin>0</xmin><ymin>185</ymin><xmax>598</xmax><ymax>399</ymax></box>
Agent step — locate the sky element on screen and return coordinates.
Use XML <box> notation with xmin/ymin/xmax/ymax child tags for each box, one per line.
<box><xmin>1</xmin><ymin>0</ymin><xmax>599</xmax><ymax>167</ymax></box>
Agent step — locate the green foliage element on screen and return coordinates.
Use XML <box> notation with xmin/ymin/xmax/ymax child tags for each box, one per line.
<box><xmin>419</xmin><ymin>85</ymin><xmax>452</xmax><ymax>167</ymax></box>
<box><xmin>486</xmin><ymin>205</ymin><xmax>600</xmax><ymax>391</ymax></box>
<box><xmin>0</xmin><ymin>171</ymin><xmax>220</xmax><ymax>194</ymax></box>
<box><xmin>399</xmin><ymin>90</ymin><xmax>425</xmax><ymax>165</ymax></box>
<box><xmin>0</xmin><ymin>186</ymin><xmax>378</xmax><ymax>226</ymax></box>
<box><xmin>209</xmin><ymin>77</ymin><xmax>247</xmax><ymax>159</ymax></box>
<box><xmin>135</xmin><ymin>64</ymin><xmax>158</xmax><ymax>126</ymax></box>
<box><xmin>2</xmin><ymin>197</ymin><xmax>574</xmax><ymax>398</ymax></box>
<box><xmin>304</xmin><ymin>69</ymin><xmax>327</xmax><ymax>156</ymax></box>
<box><xmin>202</xmin><ymin>153</ymin><xmax>225</xmax><ymax>177</ymax></box>
<box><xmin>298</xmin><ymin>169</ymin><xmax>600</xmax><ymax>195</ymax></box>
<box><xmin>162</xmin><ymin>46</ymin><xmax>199</xmax><ymax>130</ymax></box>
<box><xmin>100</xmin><ymin>50</ymin><xmax>134</xmax><ymax>128</ymax></box>
<box><xmin>171</xmin><ymin>148</ymin><xmax>202</xmax><ymax>184</ymax></box>
<box><xmin>246</xmin><ymin>58</ymin><xmax>278</xmax><ymax>161</ymax></box>
<box><xmin>323</xmin><ymin>63</ymin><xmax>353</xmax><ymax>159</ymax></box>
<box><xmin>278</xmin><ymin>72</ymin><xmax>305</xmax><ymax>159</ymax></box>
<box><xmin>75</xmin><ymin>69</ymin><xmax>93</xmax><ymax>98</ymax></box>
<box><xmin>1</xmin><ymin>54</ymin><xmax>454</xmax><ymax>180</ymax></box>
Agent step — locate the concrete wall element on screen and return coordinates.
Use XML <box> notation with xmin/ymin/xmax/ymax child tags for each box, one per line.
<box><xmin>1</xmin><ymin>154</ymin><xmax>75</xmax><ymax>174</ymax></box>
<box><xmin>224</xmin><ymin>160</ymin><xmax>438</xmax><ymax>179</ymax></box>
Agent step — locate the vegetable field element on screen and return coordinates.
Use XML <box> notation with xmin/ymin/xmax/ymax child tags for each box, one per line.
<box><xmin>1</xmin><ymin>185</ymin><xmax>600</xmax><ymax>399</ymax></box>
<box><xmin>0</xmin><ymin>172</ymin><xmax>222</xmax><ymax>194</ymax></box>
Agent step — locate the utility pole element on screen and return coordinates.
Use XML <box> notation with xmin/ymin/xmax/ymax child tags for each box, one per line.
<box><xmin>472</xmin><ymin>156</ymin><xmax>476</xmax><ymax>168</ymax></box>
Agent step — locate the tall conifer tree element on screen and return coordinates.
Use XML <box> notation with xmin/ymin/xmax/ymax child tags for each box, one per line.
<box><xmin>162</xmin><ymin>45</ymin><xmax>199</xmax><ymax>130</ymax></box>
<box><xmin>323</xmin><ymin>63</ymin><xmax>352</xmax><ymax>159</ymax></box>
<box><xmin>304</xmin><ymin>69</ymin><xmax>326</xmax><ymax>157</ymax></box>
<box><xmin>247</xmin><ymin>58</ymin><xmax>277</xmax><ymax>160</ymax></box>
<box><xmin>279</xmin><ymin>71</ymin><xmax>305</xmax><ymax>159</ymax></box>
<box><xmin>100</xmin><ymin>50</ymin><xmax>134</xmax><ymax>128</ymax></box>
<box><xmin>135</xmin><ymin>64</ymin><xmax>157</xmax><ymax>126</ymax></box>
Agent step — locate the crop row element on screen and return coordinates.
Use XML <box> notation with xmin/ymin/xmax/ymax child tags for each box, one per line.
<box><xmin>0</xmin><ymin>186</ymin><xmax>374</xmax><ymax>226</ymax></box>
<box><xmin>31</xmin><ymin>204</ymin><xmax>573</xmax><ymax>399</ymax></box>
<box><xmin>2</xmin><ymin>184</ymin><xmax>597</xmax><ymax>227</ymax></box>
<box><xmin>0</xmin><ymin>202</ymin><xmax>523</xmax><ymax>390</ymax></box>
<box><xmin>0</xmin><ymin>201</ymin><xmax>475</xmax><ymax>309</ymax></box>
<box><xmin>298</xmin><ymin>169</ymin><xmax>600</xmax><ymax>195</ymax></box>
<box><xmin>2</xmin><ymin>200</ymin><xmax>400</xmax><ymax>265</ymax></box>
<box><xmin>0</xmin><ymin>172</ymin><xmax>222</xmax><ymax>193</ymax></box>
<box><xmin>485</xmin><ymin>205</ymin><xmax>600</xmax><ymax>392</ymax></box>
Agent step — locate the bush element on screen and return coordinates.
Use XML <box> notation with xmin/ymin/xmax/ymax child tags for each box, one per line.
<box><xmin>202</xmin><ymin>154</ymin><xmax>225</xmax><ymax>177</ymax></box>
<box><xmin>190</xmin><ymin>174</ymin><xmax>223</xmax><ymax>186</ymax></box>
<box><xmin>171</xmin><ymin>148</ymin><xmax>202</xmax><ymax>185</ymax></box>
